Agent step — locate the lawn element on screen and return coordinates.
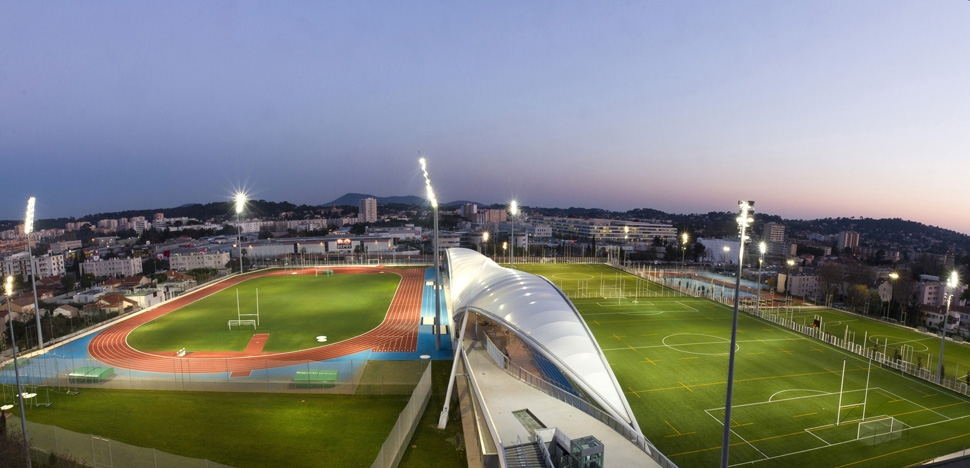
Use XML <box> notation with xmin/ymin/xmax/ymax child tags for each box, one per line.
<box><xmin>516</xmin><ymin>263</ymin><xmax>970</xmax><ymax>468</ymax></box>
<box><xmin>127</xmin><ymin>272</ymin><xmax>400</xmax><ymax>352</ymax></box>
<box><xmin>10</xmin><ymin>386</ymin><xmax>409</xmax><ymax>468</ymax></box>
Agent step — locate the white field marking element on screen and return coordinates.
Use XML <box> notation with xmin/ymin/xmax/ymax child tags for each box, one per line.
<box><xmin>874</xmin><ymin>386</ymin><xmax>953</xmax><ymax>421</ymax></box>
<box><xmin>867</xmin><ymin>335</ymin><xmax>932</xmax><ymax>352</ymax></box>
<box><xmin>767</xmin><ymin>388</ymin><xmax>830</xmax><ymax>402</ymax></box>
<box><xmin>602</xmin><ymin>336</ymin><xmax>804</xmax><ymax>352</ymax></box>
<box><xmin>701</xmin><ymin>409</ymin><xmax>769</xmax><ymax>461</ymax></box>
<box><xmin>726</xmin><ymin>403</ymin><xmax>970</xmax><ymax>466</ymax></box>
<box><xmin>719</xmin><ymin>389</ymin><xmax>864</xmax><ymax>411</ymax></box>
<box><xmin>675</xmin><ymin>301</ymin><xmax>699</xmax><ymax>312</ymax></box>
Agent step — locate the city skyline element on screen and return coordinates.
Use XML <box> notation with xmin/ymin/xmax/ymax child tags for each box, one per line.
<box><xmin>3</xmin><ymin>2</ymin><xmax>969</xmax><ymax>234</ymax></box>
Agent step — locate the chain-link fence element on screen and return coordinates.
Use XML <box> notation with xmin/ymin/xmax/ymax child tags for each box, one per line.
<box><xmin>370</xmin><ymin>362</ymin><xmax>432</xmax><ymax>468</ymax></box>
<box><xmin>3</xmin><ymin>418</ymin><xmax>235</xmax><ymax>468</ymax></box>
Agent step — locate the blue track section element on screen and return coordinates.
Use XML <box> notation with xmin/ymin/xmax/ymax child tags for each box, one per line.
<box><xmin>375</xmin><ymin>267</ymin><xmax>452</xmax><ymax>360</ymax></box>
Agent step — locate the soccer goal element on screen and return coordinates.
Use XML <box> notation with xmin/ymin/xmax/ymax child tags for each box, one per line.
<box><xmin>857</xmin><ymin>416</ymin><xmax>908</xmax><ymax>446</ymax></box>
<box><xmin>228</xmin><ymin>319</ymin><xmax>257</xmax><ymax>330</ymax></box>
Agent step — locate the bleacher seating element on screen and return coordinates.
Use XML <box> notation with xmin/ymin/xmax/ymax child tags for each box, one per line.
<box><xmin>530</xmin><ymin>349</ymin><xmax>578</xmax><ymax>397</ymax></box>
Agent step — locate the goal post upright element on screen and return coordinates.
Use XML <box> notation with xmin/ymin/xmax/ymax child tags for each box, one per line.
<box><xmin>837</xmin><ymin>358</ymin><xmax>846</xmax><ymax>425</ymax></box>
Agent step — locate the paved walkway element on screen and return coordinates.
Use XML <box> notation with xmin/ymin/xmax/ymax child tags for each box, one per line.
<box><xmin>463</xmin><ymin>339</ymin><xmax>662</xmax><ymax>467</ymax></box>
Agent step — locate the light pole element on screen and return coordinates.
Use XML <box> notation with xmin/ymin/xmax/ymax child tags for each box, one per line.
<box><xmin>481</xmin><ymin>231</ymin><xmax>489</xmax><ymax>257</ymax></box>
<box><xmin>786</xmin><ymin>259</ymin><xmax>795</xmax><ymax>319</ymax></box>
<box><xmin>24</xmin><ymin>197</ymin><xmax>44</xmax><ymax>350</ymax></box>
<box><xmin>722</xmin><ymin>245</ymin><xmax>730</xmax><ymax>274</ymax></box>
<box><xmin>235</xmin><ymin>192</ymin><xmax>246</xmax><ymax>275</ymax></box>
<box><xmin>757</xmin><ymin>241</ymin><xmax>766</xmax><ymax>314</ymax></box>
<box><xmin>886</xmin><ymin>271</ymin><xmax>899</xmax><ymax>320</ymax></box>
<box><xmin>420</xmin><ymin>157</ymin><xmax>443</xmax><ymax>350</ymax></box>
<box><xmin>6</xmin><ymin>275</ymin><xmax>32</xmax><ymax>467</ymax></box>
<box><xmin>681</xmin><ymin>232</ymin><xmax>689</xmax><ymax>274</ymax></box>
<box><xmin>509</xmin><ymin>200</ymin><xmax>518</xmax><ymax>269</ymax></box>
<box><xmin>720</xmin><ymin>200</ymin><xmax>754</xmax><ymax>468</ymax></box>
<box><xmin>937</xmin><ymin>271</ymin><xmax>959</xmax><ymax>383</ymax></box>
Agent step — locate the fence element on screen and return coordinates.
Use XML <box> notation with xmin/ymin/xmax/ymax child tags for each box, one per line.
<box><xmin>4</xmin><ymin>418</ymin><xmax>235</xmax><ymax>468</ymax></box>
<box><xmin>370</xmin><ymin>362</ymin><xmax>432</xmax><ymax>468</ymax></box>
<box><xmin>618</xmin><ymin>263</ymin><xmax>970</xmax><ymax>399</ymax></box>
<box><xmin>0</xmin><ymin>357</ymin><xmax>426</xmax><ymax>398</ymax></box>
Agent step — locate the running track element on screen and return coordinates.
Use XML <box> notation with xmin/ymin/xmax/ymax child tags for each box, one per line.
<box><xmin>88</xmin><ymin>267</ymin><xmax>424</xmax><ymax>374</ymax></box>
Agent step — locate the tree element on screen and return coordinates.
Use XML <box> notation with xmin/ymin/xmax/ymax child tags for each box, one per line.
<box><xmin>80</xmin><ymin>273</ymin><xmax>96</xmax><ymax>289</ymax></box>
<box><xmin>60</xmin><ymin>273</ymin><xmax>77</xmax><ymax>291</ymax></box>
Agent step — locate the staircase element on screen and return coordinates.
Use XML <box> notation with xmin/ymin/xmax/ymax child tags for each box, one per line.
<box><xmin>504</xmin><ymin>442</ymin><xmax>550</xmax><ymax>468</ymax></box>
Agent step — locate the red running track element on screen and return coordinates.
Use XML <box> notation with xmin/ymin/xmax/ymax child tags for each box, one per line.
<box><xmin>87</xmin><ymin>267</ymin><xmax>424</xmax><ymax>374</ymax></box>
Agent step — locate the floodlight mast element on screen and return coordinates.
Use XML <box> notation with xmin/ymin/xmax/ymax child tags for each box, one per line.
<box><xmin>757</xmin><ymin>241</ymin><xmax>766</xmax><ymax>314</ymax></box>
<box><xmin>720</xmin><ymin>200</ymin><xmax>754</xmax><ymax>468</ymax></box>
<box><xmin>6</xmin><ymin>275</ymin><xmax>32</xmax><ymax>467</ymax></box>
<box><xmin>235</xmin><ymin>192</ymin><xmax>246</xmax><ymax>275</ymax></box>
<box><xmin>509</xmin><ymin>200</ymin><xmax>518</xmax><ymax>268</ymax></box>
<box><xmin>420</xmin><ymin>157</ymin><xmax>442</xmax><ymax>351</ymax></box>
<box><xmin>937</xmin><ymin>271</ymin><xmax>959</xmax><ymax>382</ymax></box>
<box><xmin>25</xmin><ymin>197</ymin><xmax>44</xmax><ymax>350</ymax></box>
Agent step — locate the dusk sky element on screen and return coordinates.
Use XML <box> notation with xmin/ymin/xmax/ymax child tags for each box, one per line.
<box><xmin>2</xmin><ymin>2</ymin><xmax>969</xmax><ymax>234</ymax></box>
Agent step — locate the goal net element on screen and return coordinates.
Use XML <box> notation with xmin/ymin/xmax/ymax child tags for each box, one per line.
<box><xmin>857</xmin><ymin>416</ymin><xmax>908</xmax><ymax>445</ymax></box>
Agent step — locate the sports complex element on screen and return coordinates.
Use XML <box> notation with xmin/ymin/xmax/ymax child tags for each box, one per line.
<box><xmin>4</xmin><ymin>248</ymin><xmax>970</xmax><ymax>467</ymax></box>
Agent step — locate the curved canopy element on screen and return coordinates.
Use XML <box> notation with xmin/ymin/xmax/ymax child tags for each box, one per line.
<box><xmin>446</xmin><ymin>248</ymin><xmax>639</xmax><ymax>431</ymax></box>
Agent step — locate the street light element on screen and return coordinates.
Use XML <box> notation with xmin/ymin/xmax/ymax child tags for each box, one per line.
<box><xmin>235</xmin><ymin>192</ymin><xmax>246</xmax><ymax>275</ymax></box>
<box><xmin>481</xmin><ymin>230</ymin><xmax>489</xmax><ymax>256</ymax></box>
<box><xmin>509</xmin><ymin>200</ymin><xmax>518</xmax><ymax>269</ymax></box>
<box><xmin>757</xmin><ymin>241</ymin><xmax>766</xmax><ymax>314</ymax></box>
<box><xmin>937</xmin><ymin>271</ymin><xmax>959</xmax><ymax>383</ymax></box>
<box><xmin>24</xmin><ymin>196</ymin><xmax>44</xmax><ymax>350</ymax></box>
<box><xmin>6</xmin><ymin>275</ymin><xmax>32</xmax><ymax>467</ymax></box>
<box><xmin>886</xmin><ymin>272</ymin><xmax>899</xmax><ymax>321</ymax></box>
<box><xmin>722</xmin><ymin>245</ymin><xmax>730</xmax><ymax>273</ymax></box>
<box><xmin>720</xmin><ymin>200</ymin><xmax>754</xmax><ymax>468</ymax></box>
<box><xmin>420</xmin><ymin>157</ymin><xmax>442</xmax><ymax>351</ymax></box>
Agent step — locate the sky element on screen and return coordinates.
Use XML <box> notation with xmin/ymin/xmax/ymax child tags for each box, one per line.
<box><xmin>2</xmin><ymin>2</ymin><xmax>969</xmax><ymax>234</ymax></box>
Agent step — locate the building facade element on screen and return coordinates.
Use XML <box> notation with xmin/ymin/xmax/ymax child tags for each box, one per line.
<box><xmin>539</xmin><ymin>218</ymin><xmax>677</xmax><ymax>244</ymax></box>
<box><xmin>358</xmin><ymin>197</ymin><xmax>378</xmax><ymax>224</ymax></box>
<box><xmin>169</xmin><ymin>252</ymin><xmax>231</xmax><ymax>271</ymax></box>
<box><xmin>80</xmin><ymin>257</ymin><xmax>143</xmax><ymax>278</ymax></box>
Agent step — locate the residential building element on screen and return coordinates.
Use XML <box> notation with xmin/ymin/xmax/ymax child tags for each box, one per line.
<box><xmin>762</xmin><ymin>222</ymin><xmax>787</xmax><ymax>257</ymax></box>
<box><xmin>462</xmin><ymin>203</ymin><xmax>478</xmax><ymax>221</ymax></box>
<box><xmin>476</xmin><ymin>209</ymin><xmax>507</xmax><ymax>224</ymax></box>
<box><xmin>169</xmin><ymin>252</ymin><xmax>231</xmax><ymax>271</ymax></box>
<box><xmin>80</xmin><ymin>257</ymin><xmax>143</xmax><ymax>278</ymax></box>
<box><xmin>837</xmin><ymin>231</ymin><xmax>860</xmax><ymax>252</ymax></box>
<box><xmin>358</xmin><ymin>197</ymin><xmax>378</xmax><ymax>224</ymax></box>
<box><xmin>1</xmin><ymin>252</ymin><xmax>66</xmax><ymax>280</ymax></box>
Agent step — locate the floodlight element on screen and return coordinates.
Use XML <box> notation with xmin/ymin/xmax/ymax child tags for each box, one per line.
<box><xmin>4</xmin><ymin>275</ymin><xmax>11</xmax><ymax>296</ymax></box>
<box><xmin>759</xmin><ymin>241</ymin><xmax>766</xmax><ymax>255</ymax></box>
<box><xmin>235</xmin><ymin>192</ymin><xmax>246</xmax><ymax>215</ymax></box>
<box><xmin>510</xmin><ymin>200</ymin><xmax>518</xmax><ymax>216</ymax></box>
<box><xmin>25</xmin><ymin>197</ymin><xmax>36</xmax><ymax>234</ymax></box>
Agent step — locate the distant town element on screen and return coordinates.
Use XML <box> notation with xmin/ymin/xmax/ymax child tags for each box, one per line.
<box><xmin>2</xmin><ymin>193</ymin><xmax>969</xmax><ymax>348</ymax></box>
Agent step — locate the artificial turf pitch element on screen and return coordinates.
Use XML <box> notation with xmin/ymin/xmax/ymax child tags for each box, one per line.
<box><xmin>516</xmin><ymin>263</ymin><xmax>970</xmax><ymax>468</ymax></box>
<box><xmin>126</xmin><ymin>272</ymin><xmax>400</xmax><ymax>353</ymax></box>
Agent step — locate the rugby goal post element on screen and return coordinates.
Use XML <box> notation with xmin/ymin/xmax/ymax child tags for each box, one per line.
<box><xmin>857</xmin><ymin>416</ymin><xmax>908</xmax><ymax>445</ymax></box>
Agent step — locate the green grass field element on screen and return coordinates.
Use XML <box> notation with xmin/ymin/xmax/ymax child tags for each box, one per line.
<box><xmin>516</xmin><ymin>263</ymin><xmax>970</xmax><ymax>468</ymax></box>
<box><xmin>127</xmin><ymin>273</ymin><xmax>400</xmax><ymax>352</ymax></box>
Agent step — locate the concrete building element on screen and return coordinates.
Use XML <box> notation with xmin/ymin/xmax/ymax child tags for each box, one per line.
<box><xmin>358</xmin><ymin>197</ymin><xmax>378</xmax><ymax>224</ymax></box>
<box><xmin>762</xmin><ymin>222</ymin><xmax>787</xmax><ymax>257</ymax></box>
<box><xmin>539</xmin><ymin>217</ymin><xmax>676</xmax><ymax>244</ymax></box>
<box><xmin>837</xmin><ymin>231</ymin><xmax>860</xmax><ymax>252</ymax></box>
<box><xmin>476</xmin><ymin>209</ymin><xmax>507</xmax><ymax>224</ymax></box>
<box><xmin>169</xmin><ymin>252</ymin><xmax>231</xmax><ymax>271</ymax></box>
<box><xmin>1</xmin><ymin>252</ymin><xmax>66</xmax><ymax>280</ymax></box>
<box><xmin>80</xmin><ymin>257</ymin><xmax>143</xmax><ymax>278</ymax></box>
<box><xmin>50</xmin><ymin>240</ymin><xmax>82</xmax><ymax>254</ymax></box>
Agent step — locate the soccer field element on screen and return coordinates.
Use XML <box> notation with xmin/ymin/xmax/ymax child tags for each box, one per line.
<box><xmin>126</xmin><ymin>272</ymin><xmax>400</xmax><ymax>353</ymax></box>
<box><xmin>516</xmin><ymin>264</ymin><xmax>970</xmax><ymax>468</ymax></box>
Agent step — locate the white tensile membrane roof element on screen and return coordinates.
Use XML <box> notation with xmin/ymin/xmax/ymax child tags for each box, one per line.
<box><xmin>446</xmin><ymin>248</ymin><xmax>640</xmax><ymax>432</ymax></box>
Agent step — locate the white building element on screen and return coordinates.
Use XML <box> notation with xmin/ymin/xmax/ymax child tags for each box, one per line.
<box><xmin>50</xmin><ymin>240</ymin><xmax>82</xmax><ymax>254</ymax></box>
<box><xmin>539</xmin><ymin>217</ymin><xmax>677</xmax><ymax>244</ymax></box>
<box><xmin>80</xmin><ymin>257</ymin><xmax>143</xmax><ymax>278</ymax></box>
<box><xmin>358</xmin><ymin>197</ymin><xmax>378</xmax><ymax>224</ymax></box>
<box><xmin>1</xmin><ymin>252</ymin><xmax>66</xmax><ymax>280</ymax></box>
<box><xmin>169</xmin><ymin>252</ymin><xmax>230</xmax><ymax>271</ymax></box>
<box><xmin>837</xmin><ymin>231</ymin><xmax>860</xmax><ymax>252</ymax></box>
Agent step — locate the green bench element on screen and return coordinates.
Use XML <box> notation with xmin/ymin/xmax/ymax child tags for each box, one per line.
<box><xmin>293</xmin><ymin>370</ymin><xmax>338</xmax><ymax>388</ymax></box>
<box><xmin>68</xmin><ymin>366</ymin><xmax>115</xmax><ymax>383</ymax></box>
